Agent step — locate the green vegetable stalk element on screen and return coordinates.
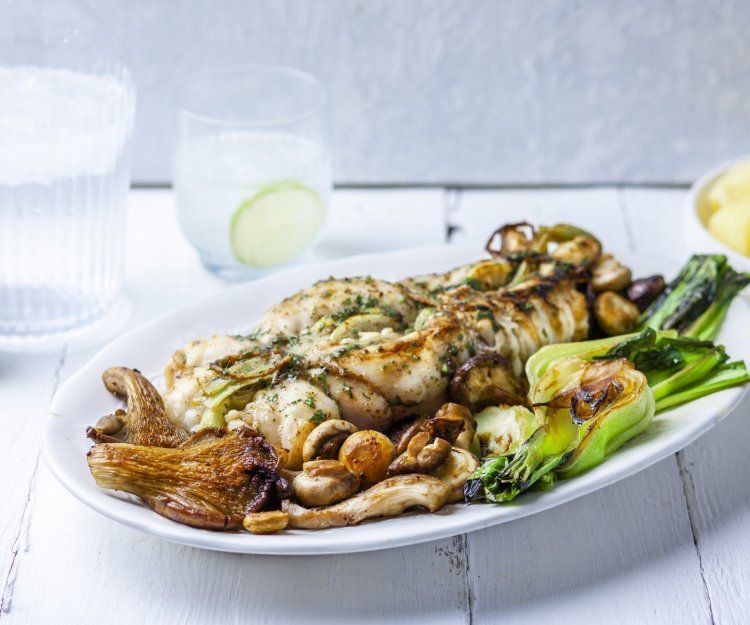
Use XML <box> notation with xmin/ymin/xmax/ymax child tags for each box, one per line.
<box><xmin>637</xmin><ymin>254</ymin><xmax>750</xmax><ymax>340</ymax></box>
<box><xmin>465</xmin><ymin>329</ymin><xmax>749</xmax><ymax>503</ymax></box>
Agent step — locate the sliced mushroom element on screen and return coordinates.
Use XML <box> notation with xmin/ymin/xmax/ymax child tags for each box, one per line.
<box><xmin>591</xmin><ymin>254</ymin><xmax>632</xmax><ymax>293</ymax></box>
<box><xmin>386</xmin><ymin>431</ymin><xmax>452</xmax><ymax>476</ymax></box>
<box><xmin>282</xmin><ymin>474</ymin><xmax>452</xmax><ymax>529</ymax></box>
<box><xmin>449</xmin><ymin>353</ymin><xmax>527</xmax><ymax>411</ymax></box>
<box><xmin>87</xmin><ymin>367</ymin><xmax>187</xmax><ymax>448</ymax></box>
<box><xmin>430</xmin><ymin>447</ymin><xmax>480</xmax><ymax>502</ymax></box>
<box><xmin>292</xmin><ymin>460</ymin><xmax>360</xmax><ymax>507</ymax></box>
<box><xmin>433</xmin><ymin>403</ymin><xmax>475</xmax><ymax>451</ymax></box>
<box><xmin>551</xmin><ymin>235</ymin><xmax>602</xmax><ymax>266</ymax></box>
<box><xmin>302</xmin><ymin>419</ymin><xmax>358</xmax><ymax>462</ymax></box>
<box><xmin>594</xmin><ymin>291</ymin><xmax>640</xmax><ymax>336</ymax></box>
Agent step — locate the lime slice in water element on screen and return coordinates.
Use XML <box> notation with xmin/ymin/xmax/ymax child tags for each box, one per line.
<box><xmin>230</xmin><ymin>181</ymin><xmax>325</xmax><ymax>267</ymax></box>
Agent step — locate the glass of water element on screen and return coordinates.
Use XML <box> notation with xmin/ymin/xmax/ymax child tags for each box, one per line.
<box><xmin>174</xmin><ymin>65</ymin><xmax>331</xmax><ymax>281</ymax></box>
<box><xmin>0</xmin><ymin>0</ymin><xmax>135</xmax><ymax>348</ymax></box>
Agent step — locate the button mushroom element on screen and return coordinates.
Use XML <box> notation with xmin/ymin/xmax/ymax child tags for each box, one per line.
<box><xmin>627</xmin><ymin>275</ymin><xmax>666</xmax><ymax>311</ymax></box>
<box><xmin>551</xmin><ymin>235</ymin><xmax>602</xmax><ymax>266</ymax></box>
<box><xmin>594</xmin><ymin>291</ymin><xmax>641</xmax><ymax>336</ymax></box>
<box><xmin>302</xmin><ymin>419</ymin><xmax>358</xmax><ymax>462</ymax></box>
<box><xmin>591</xmin><ymin>254</ymin><xmax>633</xmax><ymax>293</ymax></box>
<box><xmin>338</xmin><ymin>430</ymin><xmax>395</xmax><ymax>488</ymax></box>
<box><xmin>292</xmin><ymin>459</ymin><xmax>360</xmax><ymax>507</ymax></box>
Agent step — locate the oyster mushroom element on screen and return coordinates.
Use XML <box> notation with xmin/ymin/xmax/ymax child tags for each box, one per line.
<box><xmin>302</xmin><ymin>419</ymin><xmax>358</xmax><ymax>462</ymax></box>
<box><xmin>293</xmin><ymin>459</ymin><xmax>360</xmax><ymax>507</ymax></box>
<box><xmin>430</xmin><ymin>447</ymin><xmax>480</xmax><ymax>502</ymax></box>
<box><xmin>87</xmin><ymin>426</ymin><xmax>288</xmax><ymax>530</ymax></box>
<box><xmin>282</xmin><ymin>474</ymin><xmax>452</xmax><ymax>529</ymax></box>
<box><xmin>87</xmin><ymin>367</ymin><xmax>187</xmax><ymax>447</ymax></box>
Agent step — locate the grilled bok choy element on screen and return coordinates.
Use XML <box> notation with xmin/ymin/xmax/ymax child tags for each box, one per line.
<box><xmin>464</xmin><ymin>329</ymin><xmax>750</xmax><ymax>503</ymax></box>
<box><xmin>637</xmin><ymin>254</ymin><xmax>750</xmax><ymax>340</ymax></box>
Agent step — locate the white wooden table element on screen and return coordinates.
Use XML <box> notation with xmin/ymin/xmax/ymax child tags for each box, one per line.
<box><xmin>2</xmin><ymin>188</ymin><xmax>748</xmax><ymax>625</ymax></box>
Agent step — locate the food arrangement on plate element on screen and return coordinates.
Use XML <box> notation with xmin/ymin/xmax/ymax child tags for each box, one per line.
<box><xmin>84</xmin><ymin>222</ymin><xmax>750</xmax><ymax>534</ymax></box>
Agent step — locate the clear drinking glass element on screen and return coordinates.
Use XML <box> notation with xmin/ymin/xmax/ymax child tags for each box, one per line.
<box><xmin>174</xmin><ymin>65</ymin><xmax>331</xmax><ymax>281</ymax></box>
<box><xmin>0</xmin><ymin>0</ymin><xmax>135</xmax><ymax>347</ymax></box>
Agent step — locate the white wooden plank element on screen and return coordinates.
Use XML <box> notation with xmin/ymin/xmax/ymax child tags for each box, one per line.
<box><xmin>315</xmin><ymin>188</ymin><xmax>447</xmax><ymax>260</ymax></box>
<box><xmin>3</xmin><ymin>188</ymin><xmax>468</xmax><ymax>624</ymax></box>
<box><xmin>0</xmin><ymin>351</ymin><xmax>65</xmax><ymax>614</ymax></box>
<box><xmin>620</xmin><ymin>187</ymin><xmax>750</xmax><ymax>624</ymax></box>
<box><xmin>7</xmin><ymin>468</ymin><xmax>468</xmax><ymax>625</ymax></box>
<box><xmin>677</xmin><ymin>395</ymin><xmax>750</xmax><ymax>625</ymax></box>
<box><xmin>617</xmin><ymin>188</ymin><xmax>688</xmax><ymax>261</ymax></box>
<box><xmin>469</xmin><ymin>457</ymin><xmax>711</xmax><ymax>625</ymax></box>
<box><xmin>449</xmin><ymin>188</ymin><xmax>630</xmax><ymax>256</ymax></box>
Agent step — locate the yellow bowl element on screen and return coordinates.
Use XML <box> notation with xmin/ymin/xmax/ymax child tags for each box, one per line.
<box><xmin>685</xmin><ymin>156</ymin><xmax>750</xmax><ymax>272</ymax></box>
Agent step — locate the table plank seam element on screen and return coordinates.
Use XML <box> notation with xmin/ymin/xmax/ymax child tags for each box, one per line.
<box><xmin>617</xmin><ymin>189</ymin><xmax>638</xmax><ymax>253</ymax></box>
<box><xmin>1</xmin><ymin>345</ymin><xmax>67</xmax><ymax>617</ymax></box>
<box><xmin>444</xmin><ymin>188</ymin><xmax>463</xmax><ymax>243</ymax></box>
<box><xmin>676</xmin><ymin>451</ymin><xmax>718</xmax><ymax>625</ymax></box>
<box><xmin>458</xmin><ymin>533</ymin><xmax>475</xmax><ymax>625</ymax></box>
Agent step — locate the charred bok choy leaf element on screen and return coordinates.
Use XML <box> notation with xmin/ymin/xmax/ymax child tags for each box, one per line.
<box><xmin>465</xmin><ymin>329</ymin><xmax>749</xmax><ymax>503</ymax></box>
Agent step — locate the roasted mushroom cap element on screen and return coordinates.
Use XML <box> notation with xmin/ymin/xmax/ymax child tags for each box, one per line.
<box><xmin>594</xmin><ymin>291</ymin><xmax>640</xmax><ymax>336</ymax></box>
<box><xmin>591</xmin><ymin>254</ymin><xmax>632</xmax><ymax>293</ymax></box>
<box><xmin>627</xmin><ymin>275</ymin><xmax>666</xmax><ymax>311</ymax></box>
<box><xmin>87</xmin><ymin>367</ymin><xmax>187</xmax><ymax>448</ymax></box>
<box><xmin>87</xmin><ymin>426</ymin><xmax>288</xmax><ymax>530</ymax></box>
<box><xmin>293</xmin><ymin>459</ymin><xmax>360</xmax><ymax>507</ymax></box>
<box><xmin>449</xmin><ymin>353</ymin><xmax>527</xmax><ymax>411</ymax></box>
<box><xmin>302</xmin><ymin>419</ymin><xmax>358</xmax><ymax>462</ymax></box>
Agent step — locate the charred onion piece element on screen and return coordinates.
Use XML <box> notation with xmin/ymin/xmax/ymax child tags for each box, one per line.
<box><xmin>449</xmin><ymin>353</ymin><xmax>527</xmax><ymax>410</ymax></box>
<box><xmin>87</xmin><ymin>367</ymin><xmax>187</xmax><ymax>447</ymax></box>
<box><xmin>87</xmin><ymin>426</ymin><xmax>287</xmax><ymax>530</ymax></box>
<box><xmin>282</xmin><ymin>474</ymin><xmax>452</xmax><ymax>529</ymax></box>
<box><xmin>485</xmin><ymin>222</ymin><xmax>536</xmax><ymax>258</ymax></box>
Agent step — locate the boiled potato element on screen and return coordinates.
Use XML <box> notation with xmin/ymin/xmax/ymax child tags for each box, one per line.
<box><xmin>707</xmin><ymin>161</ymin><xmax>750</xmax><ymax>214</ymax></box>
<box><xmin>338</xmin><ymin>430</ymin><xmax>395</xmax><ymax>488</ymax></box>
<box><xmin>708</xmin><ymin>199</ymin><xmax>750</xmax><ymax>256</ymax></box>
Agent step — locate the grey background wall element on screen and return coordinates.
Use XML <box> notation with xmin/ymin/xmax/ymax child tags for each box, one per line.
<box><xmin>96</xmin><ymin>0</ymin><xmax>750</xmax><ymax>186</ymax></box>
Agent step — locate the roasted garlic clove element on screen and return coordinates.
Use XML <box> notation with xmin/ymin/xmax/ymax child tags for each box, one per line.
<box><xmin>87</xmin><ymin>426</ymin><xmax>287</xmax><ymax>530</ymax></box>
<box><xmin>87</xmin><ymin>367</ymin><xmax>187</xmax><ymax>448</ymax></box>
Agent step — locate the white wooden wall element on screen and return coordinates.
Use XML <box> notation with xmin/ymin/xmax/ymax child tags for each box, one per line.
<box><xmin>82</xmin><ymin>0</ymin><xmax>750</xmax><ymax>185</ymax></box>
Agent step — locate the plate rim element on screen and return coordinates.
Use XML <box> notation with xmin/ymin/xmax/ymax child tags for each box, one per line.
<box><xmin>43</xmin><ymin>244</ymin><xmax>750</xmax><ymax>555</ymax></box>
